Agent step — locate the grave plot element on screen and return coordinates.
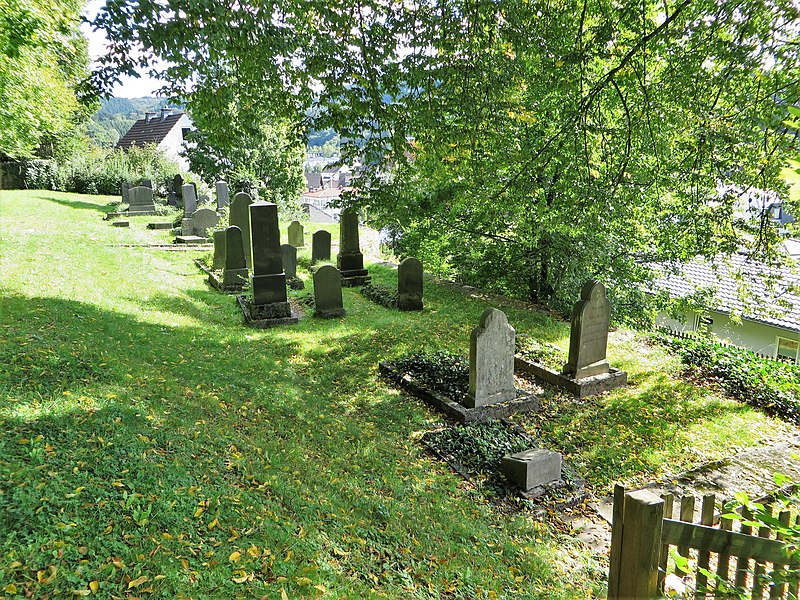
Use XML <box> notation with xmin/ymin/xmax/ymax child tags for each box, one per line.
<box><xmin>361</xmin><ymin>257</ymin><xmax>423</xmax><ymax>311</ymax></box>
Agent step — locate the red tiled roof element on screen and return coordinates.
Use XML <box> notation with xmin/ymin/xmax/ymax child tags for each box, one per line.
<box><xmin>116</xmin><ymin>113</ymin><xmax>185</xmax><ymax>150</ymax></box>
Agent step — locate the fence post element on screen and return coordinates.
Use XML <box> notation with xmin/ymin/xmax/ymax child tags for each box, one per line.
<box><xmin>608</xmin><ymin>489</ymin><xmax>664</xmax><ymax>599</ymax></box>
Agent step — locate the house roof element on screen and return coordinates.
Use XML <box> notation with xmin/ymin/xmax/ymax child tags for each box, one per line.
<box><xmin>653</xmin><ymin>253</ymin><xmax>800</xmax><ymax>333</ymax></box>
<box><xmin>116</xmin><ymin>112</ymin><xmax>185</xmax><ymax>150</ymax></box>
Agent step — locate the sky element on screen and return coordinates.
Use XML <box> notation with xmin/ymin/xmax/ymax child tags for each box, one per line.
<box><xmin>81</xmin><ymin>0</ymin><xmax>163</xmax><ymax>98</ymax></box>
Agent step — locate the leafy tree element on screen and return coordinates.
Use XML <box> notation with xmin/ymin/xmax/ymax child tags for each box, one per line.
<box><xmin>0</xmin><ymin>0</ymin><xmax>94</xmax><ymax>158</ymax></box>
<box><xmin>95</xmin><ymin>0</ymin><xmax>800</xmax><ymax>314</ymax></box>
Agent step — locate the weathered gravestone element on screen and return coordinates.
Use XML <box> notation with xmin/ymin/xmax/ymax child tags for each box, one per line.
<box><xmin>189</xmin><ymin>181</ymin><xmax>198</xmax><ymax>201</ymax></box>
<box><xmin>501</xmin><ymin>449</ymin><xmax>562</xmax><ymax>492</ymax></box>
<box><xmin>287</xmin><ymin>221</ymin><xmax>304</xmax><ymax>247</ymax></box>
<box><xmin>281</xmin><ymin>244</ymin><xmax>298</xmax><ymax>279</ymax></box>
<box><xmin>229</xmin><ymin>192</ymin><xmax>253</xmax><ymax>268</ymax></box>
<box><xmin>222</xmin><ymin>226</ymin><xmax>248</xmax><ymax>289</ymax></box>
<box><xmin>397</xmin><ymin>257</ymin><xmax>423</xmax><ymax>311</ymax></box>
<box><xmin>127</xmin><ymin>185</ymin><xmax>156</xmax><ymax>214</ymax></box>
<box><xmin>182</xmin><ymin>184</ymin><xmax>197</xmax><ymax>216</ymax></box>
<box><xmin>167</xmin><ymin>174</ymin><xmax>183</xmax><ymax>206</ymax></box>
<box><xmin>191</xmin><ymin>208</ymin><xmax>219</xmax><ymax>237</ymax></box>
<box><xmin>311</xmin><ymin>230</ymin><xmax>331</xmax><ymax>264</ymax></box>
<box><xmin>249</xmin><ymin>202</ymin><xmax>292</xmax><ymax>317</ymax></box>
<box><xmin>139</xmin><ymin>179</ymin><xmax>153</xmax><ymax>189</ymax></box>
<box><xmin>336</xmin><ymin>208</ymin><xmax>370</xmax><ymax>286</ymax></box>
<box><xmin>313</xmin><ymin>265</ymin><xmax>345</xmax><ymax>318</ymax></box>
<box><xmin>562</xmin><ymin>280</ymin><xmax>611</xmax><ymax>380</ymax></box>
<box><xmin>464</xmin><ymin>308</ymin><xmax>516</xmax><ymax>408</ymax></box>
<box><xmin>213</xmin><ymin>230</ymin><xmax>226</xmax><ymax>270</ymax></box>
<box><xmin>215</xmin><ymin>180</ymin><xmax>230</xmax><ymax>210</ymax></box>
<box><xmin>121</xmin><ymin>181</ymin><xmax>132</xmax><ymax>204</ymax></box>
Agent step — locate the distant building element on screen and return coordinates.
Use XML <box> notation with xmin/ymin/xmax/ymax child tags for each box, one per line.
<box><xmin>116</xmin><ymin>107</ymin><xmax>192</xmax><ymax>171</ymax></box>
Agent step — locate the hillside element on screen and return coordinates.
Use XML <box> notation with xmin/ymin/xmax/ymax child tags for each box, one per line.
<box><xmin>86</xmin><ymin>97</ymin><xmax>171</xmax><ymax>147</ymax></box>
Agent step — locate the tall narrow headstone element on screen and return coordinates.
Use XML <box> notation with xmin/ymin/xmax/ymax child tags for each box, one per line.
<box><xmin>288</xmin><ymin>221</ymin><xmax>304</xmax><ymax>247</ymax></box>
<box><xmin>229</xmin><ymin>192</ymin><xmax>253</xmax><ymax>268</ymax></box>
<box><xmin>127</xmin><ymin>186</ymin><xmax>156</xmax><ymax>213</ymax></box>
<box><xmin>121</xmin><ymin>181</ymin><xmax>132</xmax><ymax>204</ymax></box>
<box><xmin>311</xmin><ymin>230</ymin><xmax>331</xmax><ymax>264</ymax></box>
<box><xmin>215</xmin><ymin>180</ymin><xmax>230</xmax><ymax>210</ymax></box>
<box><xmin>213</xmin><ymin>230</ymin><xmax>226</xmax><ymax>270</ymax></box>
<box><xmin>222</xmin><ymin>226</ymin><xmax>248</xmax><ymax>289</ymax></box>
<box><xmin>167</xmin><ymin>174</ymin><xmax>183</xmax><ymax>206</ymax></box>
<box><xmin>562</xmin><ymin>280</ymin><xmax>611</xmax><ymax>380</ymax></box>
<box><xmin>249</xmin><ymin>202</ymin><xmax>290</xmax><ymax>315</ymax></box>
<box><xmin>464</xmin><ymin>308</ymin><xmax>516</xmax><ymax>408</ymax></box>
<box><xmin>182</xmin><ymin>184</ymin><xmax>197</xmax><ymax>216</ymax></box>
<box><xmin>281</xmin><ymin>244</ymin><xmax>298</xmax><ymax>279</ymax></box>
<box><xmin>336</xmin><ymin>208</ymin><xmax>370</xmax><ymax>285</ymax></box>
<box><xmin>398</xmin><ymin>257</ymin><xmax>423</xmax><ymax>311</ymax></box>
<box><xmin>313</xmin><ymin>265</ymin><xmax>345</xmax><ymax>318</ymax></box>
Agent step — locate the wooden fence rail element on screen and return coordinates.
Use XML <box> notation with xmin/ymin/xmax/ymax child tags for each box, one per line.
<box><xmin>607</xmin><ymin>485</ymin><xmax>798</xmax><ymax>599</ymax></box>
<box><xmin>658</xmin><ymin>327</ymin><xmax>794</xmax><ymax>364</ymax></box>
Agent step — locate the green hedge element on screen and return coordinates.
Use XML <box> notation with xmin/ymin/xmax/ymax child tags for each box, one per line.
<box><xmin>656</xmin><ymin>332</ymin><xmax>800</xmax><ymax>423</ymax></box>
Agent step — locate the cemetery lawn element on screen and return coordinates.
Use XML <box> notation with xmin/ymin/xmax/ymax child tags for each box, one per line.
<box><xmin>1</xmin><ymin>190</ymin><xmax>796</xmax><ymax>599</ymax></box>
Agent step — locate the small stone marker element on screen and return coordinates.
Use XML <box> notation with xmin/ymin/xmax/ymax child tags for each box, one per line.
<box><xmin>281</xmin><ymin>244</ymin><xmax>298</xmax><ymax>279</ymax></box>
<box><xmin>562</xmin><ymin>280</ymin><xmax>611</xmax><ymax>380</ymax></box>
<box><xmin>397</xmin><ymin>257</ymin><xmax>423</xmax><ymax>311</ymax></box>
<box><xmin>215</xmin><ymin>180</ymin><xmax>230</xmax><ymax>209</ymax></box>
<box><xmin>112</xmin><ymin>221</ymin><xmax>129</xmax><ymax>227</ymax></box>
<box><xmin>501</xmin><ymin>449</ymin><xmax>562</xmax><ymax>491</ymax></box>
<box><xmin>147</xmin><ymin>222</ymin><xmax>173</xmax><ymax>230</ymax></box>
<box><xmin>288</xmin><ymin>220</ymin><xmax>304</xmax><ymax>247</ymax></box>
<box><xmin>191</xmin><ymin>208</ymin><xmax>219</xmax><ymax>236</ymax></box>
<box><xmin>127</xmin><ymin>186</ymin><xmax>156</xmax><ymax>213</ymax></box>
<box><xmin>213</xmin><ymin>230</ymin><xmax>226</xmax><ymax>270</ymax></box>
<box><xmin>311</xmin><ymin>230</ymin><xmax>331</xmax><ymax>264</ymax></box>
<box><xmin>336</xmin><ymin>208</ymin><xmax>370</xmax><ymax>285</ymax></box>
<box><xmin>313</xmin><ymin>265</ymin><xmax>345</xmax><ymax>318</ymax></box>
<box><xmin>182</xmin><ymin>184</ymin><xmax>197</xmax><ymax>216</ymax></box>
<box><xmin>222</xmin><ymin>226</ymin><xmax>248</xmax><ymax>288</ymax></box>
<box><xmin>464</xmin><ymin>308</ymin><xmax>516</xmax><ymax>408</ymax></box>
<box><xmin>229</xmin><ymin>192</ymin><xmax>253</xmax><ymax>268</ymax></box>
<box><xmin>249</xmin><ymin>202</ymin><xmax>290</xmax><ymax>314</ymax></box>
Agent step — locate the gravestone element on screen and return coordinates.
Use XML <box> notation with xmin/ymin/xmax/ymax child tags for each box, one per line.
<box><xmin>397</xmin><ymin>257</ymin><xmax>423</xmax><ymax>311</ymax></box>
<box><xmin>249</xmin><ymin>202</ymin><xmax>291</xmax><ymax>316</ymax></box>
<box><xmin>182</xmin><ymin>184</ymin><xmax>197</xmax><ymax>216</ymax></box>
<box><xmin>288</xmin><ymin>221</ymin><xmax>304</xmax><ymax>247</ymax></box>
<box><xmin>199</xmin><ymin>194</ymin><xmax>210</xmax><ymax>205</ymax></box>
<box><xmin>562</xmin><ymin>280</ymin><xmax>611</xmax><ymax>380</ymax></box>
<box><xmin>191</xmin><ymin>208</ymin><xmax>219</xmax><ymax>237</ymax></box>
<box><xmin>127</xmin><ymin>185</ymin><xmax>156</xmax><ymax>214</ymax></box>
<box><xmin>121</xmin><ymin>181</ymin><xmax>132</xmax><ymax>203</ymax></box>
<box><xmin>215</xmin><ymin>180</ymin><xmax>230</xmax><ymax>210</ymax></box>
<box><xmin>139</xmin><ymin>179</ymin><xmax>153</xmax><ymax>189</ymax></box>
<box><xmin>213</xmin><ymin>230</ymin><xmax>226</xmax><ymax>270</ymax></box>
<box><xmin>313</xmin><ymin>265</ymin><xmax>345</xmax><ymax>318</ymax></box>
<box><xmin>311</xmin><ymin>230</ymin><xmax>331</xmax><ymax>264</ymax></box>
<box><xmin>222</xmin><ymin>226</ymin><xmax>248</xmax><ymax>289</ymax></box>
<box><xmin>229</xmin><ymin>192</ymin><xmax>253</xmax><ymax>268</ymax></box>
<box><xmin>501</xmin><ymin>449</ymin><xmax>562</xmax><ymax>491</ymax></box>
<box><xmin>281</xmin><ymin>244</ymin><xmax>298</xmax><ymax>279</ymax></box>
<box><xmin>336</xmin><ymin>208</ymin><xmax>370</xmax><ymax>286</ymax></box>
<box><xmin>167</xmin><ymin>174</ymin><xmax>183</xmax><ymax>206</ymax></box>
<box><xmin>172</xmin><ymin>174</ymin><xmax>183</xmax><ymax>194</ymax></box>
<box><xmin>464</xmin><ymin>308</ymin><xmax>516</xmax><ymax>408</ymax></box>
<box><xmin>189</xmin><ymin>182</ymin><xmax>198</xmax><ymax>202</ymax></box>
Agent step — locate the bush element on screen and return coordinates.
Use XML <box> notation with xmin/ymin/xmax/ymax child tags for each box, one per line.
<box><xmin>655</xmin><ymin>332</ymin><xmax>800</xmax><ymax>423</ymax></box>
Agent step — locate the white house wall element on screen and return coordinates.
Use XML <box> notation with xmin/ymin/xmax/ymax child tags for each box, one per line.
<box><xmin>157</xmin><ymin>114</ymin><xmax>192</xmax><ymax>172</ymax></box>
<box><xmin>656</xmin><ymin>310</ymin><xmax>800</xmax><ymax>358</ymax></box>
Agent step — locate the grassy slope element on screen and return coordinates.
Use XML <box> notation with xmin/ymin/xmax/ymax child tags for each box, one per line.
<box><xmin>0</xmin><ymin>190</ymin><xmax>794</xmax><ymax>599</ymax></box>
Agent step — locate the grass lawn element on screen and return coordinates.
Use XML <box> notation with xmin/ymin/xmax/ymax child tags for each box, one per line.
<box><xmin>1</xmin><ymin>190</ymin><xmax>796</xmax><ymax>599</ymax></box>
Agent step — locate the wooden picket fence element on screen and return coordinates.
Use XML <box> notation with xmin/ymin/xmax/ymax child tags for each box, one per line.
<box><xmin>659</xmin><ymin>327</ymin><xmax>794</xmax><ymax>364</ymax></box>
<box><xmin>607</xmin><ymin>485</ymin><xmax>798</xmax><ymax>599</ymax></box>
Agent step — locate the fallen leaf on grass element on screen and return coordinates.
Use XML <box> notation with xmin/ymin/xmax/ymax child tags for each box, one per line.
<box><xmin>127</xmin><ymin>576</ymin><xmax>149</xmax><ymax>589</ymax></box>
<box><xmin>229</xmin><ymin>551</ymin><xmax>241</xmax><ymax>562</ymax></box>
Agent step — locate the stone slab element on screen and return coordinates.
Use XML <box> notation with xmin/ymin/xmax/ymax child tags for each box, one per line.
<box><xmin>238</xmin><ymin>295</ymin><xmax>299</xmax><ymax>328</ymax></box>
<box><xmin>501</xmin><ymin>448</ymin><xmax>562</xmax><ymax>491</ymax></box>
<box><xmin>341</xmin><ymin>272</ymin><xmax>372</xmax><ymax>287</ymax></box>
<box><xmin>379</xmin><ymin>361</ymin><xmax>540</xmax><ymax>424</ymax></box>
<box><xmin>112</xmin><ymin>221</ymin><xmax>129</xmax><ymax>227</ymax></box>
<box><xmin>175</xmin><ymin>235</ymin><xmax>210</xmax><ymax>244</ymax></box>
<box><xmin>147</xmin><ymin>222</ymin><xmax>174</xmax><ymax>229</ymax></box>
<box><xmin>515</xmin><ymin>356</ymin><xmax>628</xmax><ymax>398</ymax></box>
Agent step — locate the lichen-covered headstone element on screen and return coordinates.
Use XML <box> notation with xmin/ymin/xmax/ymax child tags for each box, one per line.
<box><xmin>192</xmin><ymin>208</ymin><xmax>219</xmax><ymax>237</ymax></box>
<box><xmin>215</xmin><ymin>180</ymin><xmax>230</xmax><ymax>209</ymax></box>
<box><xmin>182</xmin><ymin>184</ymin><xmax>197</xmax><ymax>216</ymax></box>
<box><xmin>229</xmin><ymin>192</ymin><xmax>253</xmax><ymax>268</ymax></box>
<box><xmin>288</xmin><ymin>221</ymin><xmax>304</xmax><ymax>247</ymax></box>
<box><xmin>562</xmin><ymin>280</ymin><xmax>611</xmax><ymax>380</ymax></box>
<box><xmin>213</xmin><ymin>230</ymin><xmax>226</xmax><ymax>270</ymax></box>
<box><xmin>464</xmin><ymin>308</ymin><xmax>516</xmax><ymax>408</ymax></box>
<box><xmin>127</xmin><ymin>185</ymin><xmax>155</xmax><ymax>213</ymax></box>
<box><xmin>222</xmin><ymin>226</ymin><xmax>248</xmax><ymax>288</ymax></box>
<box><xmin>311</xmin><ymin>230</ymin><xmax>331</xmax><ymax>264</ymax></box>
<box><xmin>281</xmin><ymin>244</ymin><xmax>298</xmax><ymax>279</ymax></box>
<box><xmin>313</xmin><ymin>265</ymin><xmax>345</xmax><ymax>318</ymax></box>
<box><xmin>249</xmin><ymin>202</ymin><xmax>290</xmax><ymax>314</ymax></box>
<box><xmin>398</xmin><ymin>257</ymin><xmax>423</xmax><ymax>311</ymax></box>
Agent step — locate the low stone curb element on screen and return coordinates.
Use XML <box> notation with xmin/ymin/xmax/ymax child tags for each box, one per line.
<box><xmin>237</xmin><ymin>295</ymin><xmax>300</xmax><ymax>328</ymax></box>
<box><xmin>515</xmin><ymin>356</ymin><xmax>628</xmax><ymax>398</ymax></box>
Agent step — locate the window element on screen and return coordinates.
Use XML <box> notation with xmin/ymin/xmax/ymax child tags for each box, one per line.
<box><xmin>696</xmin><ymin>315</ymin><xmax>713</xmax><ymax>334</ymax></box>
<box><xmin>776</xmin><ymin>337</ymin><xmax>799</xmax><ymax>363</ymax></box>
<box><xmin>181</xmin><ymin>128</ymin><xmax>191</xmax><ymax>140</ymax></box>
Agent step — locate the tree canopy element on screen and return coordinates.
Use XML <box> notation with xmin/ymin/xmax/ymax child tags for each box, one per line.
<box><xmin>95</xmin><ymin>0</ymin><xmax>800</xmax><ymax>313</ymax></box>
<box><xmin>0</xmin><ymin>0</ymin><xmax>93</xmax><ymax>158</ymax></box>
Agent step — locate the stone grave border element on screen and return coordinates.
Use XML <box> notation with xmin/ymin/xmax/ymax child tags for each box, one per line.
<box><xmin>514</xmin><ymin>356</ymin><xmax>628</xmax><ymax>398</ymax></box>
<box><xmin>237</xmin><ymin>295</ymin><xmax>300</xmax><ymax>328</ymax></box>
<box><xmin>193</xmin><ymin>259</ymin><xmax>245</xmax><ymax>294</ymax></box>
<box><xmin>378</xmin><ymin>361</ymin><xmax>539</xmax><ymax>424</ymax></box>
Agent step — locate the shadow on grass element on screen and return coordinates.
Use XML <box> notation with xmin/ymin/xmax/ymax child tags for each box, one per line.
<box><xmin>36</xmin><ymin>194</ymin><xmax>112</xmax><ymax>214</ymax></box>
